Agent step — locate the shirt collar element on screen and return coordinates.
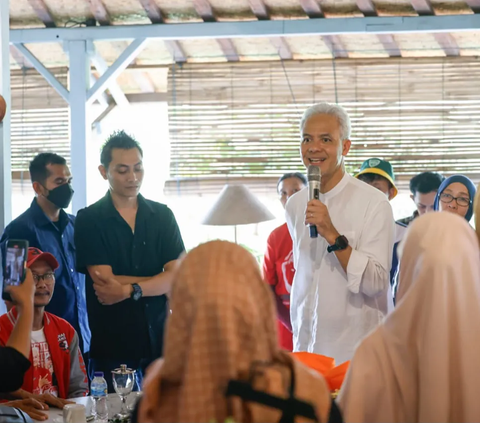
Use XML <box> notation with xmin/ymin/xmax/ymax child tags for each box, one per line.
<box><xmin>321</xmin><ymin>171</ymin><xmax>350</xmax><ymax>200</ymax></box>
<box><xmin>30</xmin><ymin>198</ymin><xmax>68</xmax><ymax>229</ymax></box>
<box><xmin>101</xmin><ymin>191</ymin><xmax>154</xmax><ymax>218</ymax></box>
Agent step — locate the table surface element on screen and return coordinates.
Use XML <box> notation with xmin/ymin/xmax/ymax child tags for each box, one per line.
<box><xmin>39</xmin><ymin>393</ymin><xmax>141</xmax><ymax>423</ymax></box>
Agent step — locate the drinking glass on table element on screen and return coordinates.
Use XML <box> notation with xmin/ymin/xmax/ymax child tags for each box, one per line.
<box><xmin>112</xmin><ymin>364</ymin><xmax>136</xmax><ymax>420</ymax></box>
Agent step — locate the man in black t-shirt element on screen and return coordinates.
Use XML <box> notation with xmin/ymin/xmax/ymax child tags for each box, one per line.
<box><xmin>74</xmin><ymin>130</ymin><xmax>184</xmax><ymax>391</ymax></box>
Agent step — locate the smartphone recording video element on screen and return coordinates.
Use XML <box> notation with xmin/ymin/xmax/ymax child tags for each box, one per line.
<box><xmin>2</xmin><ymin>239</ymin><xmax>29</xmax><ymax>302</ymax></box>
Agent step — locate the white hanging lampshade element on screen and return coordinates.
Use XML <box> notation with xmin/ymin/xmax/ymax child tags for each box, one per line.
<box><xmin>202</xmin><ymin>184</ymin><xmax>275</xmax><ymax>243</ymax></box>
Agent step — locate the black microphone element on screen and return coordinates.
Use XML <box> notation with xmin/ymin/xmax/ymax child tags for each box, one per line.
<box><xmin>308</xmin><ymin>165</ymin><xmax>321</xmax><ymax>238</ymax></box>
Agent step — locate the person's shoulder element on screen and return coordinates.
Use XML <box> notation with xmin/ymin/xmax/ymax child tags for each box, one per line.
<box><xmin>45</xmin><ymin>312</ymin><xmax>75</xmax><ymax>333</ymax></box>
<box><xmin>143</xmin><ymin>198</ymin><xmax>175</xmax><ymax>217</ymax></box>
<box><xmin>286</xmin><ymin>187</ymin><xmax>307</xmax><ymax>211</ymax></box>
<box><xmin>268</xmin><ymin>222</ymin><xmax>289</xmax><ymax>242</ymax></box>
<box><xmin>5</xmin><ymin>207</ymin><xmax>35</xmax><ymax>229</ymax></box>
<box><xmin>76</xmin><ymin>197</ymin><xmax>105</xmax><ymax>219</ymax></box>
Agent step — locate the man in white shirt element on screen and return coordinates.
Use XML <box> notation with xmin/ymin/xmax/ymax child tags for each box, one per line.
<box><xmin>285</xmin><ymin>102</ymin><xmax>394</xmax><ymax>364</ymax></box>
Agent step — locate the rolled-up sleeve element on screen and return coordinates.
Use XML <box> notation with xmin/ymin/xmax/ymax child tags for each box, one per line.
<box><xmin>346</xmin><ymin>200</ymin><xmax>394</xmax><ymax>297</ymax></box>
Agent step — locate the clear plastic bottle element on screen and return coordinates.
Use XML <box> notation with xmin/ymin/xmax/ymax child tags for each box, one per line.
<box><xmin>91</xmin><ymin>371</ymin><xmax>108</xmax><ymax>422</ymax></box>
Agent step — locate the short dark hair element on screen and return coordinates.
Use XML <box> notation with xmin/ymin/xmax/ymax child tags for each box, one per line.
<box><xmin>29</xmin><ymin>153</ymin><xmax>67</xmax><ymax>185</ymax></box>
<box><xmin>409</xmin><ymin>172</ymin><xmax>445</xmax><ymax>195</ymax></box>
<box><xmin>100</xmin><ymin>130</ymin><xmax>143</xmax><ymax>168</ymax></box>
<box><xmin>357</xmin><ymin>173</ymin><xmax>393</xmax><ymax>190</ymax></box>
<box><xmin>277</xmin><ymin>172</ymin><xmax>307</xmax><ymax>193</ymax></box>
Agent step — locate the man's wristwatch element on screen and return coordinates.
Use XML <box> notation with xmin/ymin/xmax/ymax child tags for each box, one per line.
<box><xmin>327</xmin><ymin>235</ymin><xmax>349</xmax><ymax>253</ymax></box>
<box><xmin>131</xmin><ymin>283</ymin><xmax>143</xmax><ymax>301</ymax></box>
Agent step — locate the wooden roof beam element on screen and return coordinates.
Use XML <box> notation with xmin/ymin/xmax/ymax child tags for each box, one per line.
<box><xmin>355</xmin><ymin>0</ymin><xmax>401</xmax><ymax>56</ymax></box>
<box><xmin>410</xmin><ymin>0</ymin><xmax>460</xmax><ymax>56</ymax></box>
<box><xmin>356</xmin><ymin>0</ymin><xmax>377</xmax><ymax>17</ymax></box>
<box><xmin>298</xmin><ymin>0</ymin><xmax>323</xmax><ymax>18</ymax></box>
<box><xmin>138</xmin><ymin>0</ymin><xmax>163</xmax><ymax>23</ymax></box>
<box><xmin>410</xmin><ymin>0</ymin><xmax>434</xmax><ymax>16</ymax></box>
<box><xmin>464</xmin><ymin>0</ymin><xmax>480</xmax><ymax>13</ymax></box>
<box><xmin>270</xmin><ymin>37</ymin><xmax>292</xmax><ymax>60</ymax></box>
<box><xmin>135</xmin><ymin>0</ymin><xmax>187</xmax><ymax>63</ymax></box>
<box><xmin>248</xmin><ymin>0</ymin><xmax>292</xmax><ymax>60</ymax></box>
<box><xmin>323</xmin><ymin>35</ymin><xmax>348</xmax><ymax>58</ymax></box>
<box><xmin>27</xmin><ymin>0</ymin><xmax>56</xmax><ymax>28</ymax></box>
<box><xmin>193</xmin><ymin>0</ymin><xmax>240</xmax><ymax>61</ymax></box>
<box><xmin>434</xmin><ymin>33</ymin><xmax>460</xmax><ymax>56</ymax></box>
<box><xmin>85</xmin><ymin>0</ymin><xmax>111</xmax><ymax>26</ymax></box>
<box><xmin>248</xmin><ymin>0</ymin><xmax>269</xmax><ymax>20</ymax></box>
<box><xmin>164</xmin><ymin>40</ymin><xmax>187</xmax><ymax>63</ymax></box>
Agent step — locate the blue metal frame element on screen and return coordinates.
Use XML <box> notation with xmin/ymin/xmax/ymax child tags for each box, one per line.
<box><xmin>87</xmin><ymin>38</ymin><xmax>148</xmax><ymax>104</ymax></box>
<box><xmin>0</xmin><ymin>0</ymin><xmax>11</xmax><ymax>233</ymax></box>
<box><xmin>10</xmin><ymin>15</ymin><xmax>480</xmax><ymax>44</ymax></box>
<box><xmin>12</xmin><ymin>43</ymin><xmax>70</xmax><ymax>102</ymax></box>
<box><xmin>68</xmin><ymin>40</ymin><xmax>89</xmax><ymax>214</ymax></box>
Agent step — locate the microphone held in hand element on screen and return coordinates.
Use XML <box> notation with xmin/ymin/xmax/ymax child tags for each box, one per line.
<box><xmin>308</xmin><ymin>165</ymin><xmax>321</xmax><ymax>238</ymax></box>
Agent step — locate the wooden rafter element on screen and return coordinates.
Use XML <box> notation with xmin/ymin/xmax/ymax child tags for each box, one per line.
<box><xmin>135</xmin><ymin>0</ymin><xmax>187</xmax><ymax>62</ymax></box>
<box><xmin>464</xmin><ymin>0</ymin><xmax>480</xmax><ymax>13</ymax></box>
<box><xmin>410</xmin><ymin>0</ymin><xmax>460</xmax><ymax>56</ymax></box>
<box><xmin>247</xmin><ymin>0</ymin><xmax>292</xmax><ymax>60</ymax></box>
<box><xmin>85</xmin><ymin>0</ymin><xmax>111</xmax><ymax>26</ymax></box>
<box><xmin>27</xmin><ymin>0</ymin><xmax>56</xmax><ymax>28</ymax></box>
<box><xmin>192</xmin><ymin>0</ymin><xmax>239</xmax><ymax>61</ymax></box>
<box><xmin>248</xmin><ymin>0</ymin><xmax>269</xmax><ymax>20</ymax></box>
<box><xmin>138</xmin><ymin>0</ymin><xmax>163</xmax><ymax>23</ymax></box>
<box><xmin>298</xmin><ymin>0</ymin><xmax>323</xmax><ymax>18</ymax></box>
<box><xmin>355</xmin><ymin>0</ymin><xmax>401</xmax><ymax>56</ymax></box>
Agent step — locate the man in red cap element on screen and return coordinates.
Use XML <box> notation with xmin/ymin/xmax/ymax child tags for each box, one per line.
<box><xmin>0</xmin><ymin>248</ymin><xmax>88</xmax><ymax>411</ymax></box>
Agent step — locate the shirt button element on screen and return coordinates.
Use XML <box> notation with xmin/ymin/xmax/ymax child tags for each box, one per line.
<box><xmin>145</xmin><ymin>304</ymin><xmax>149</xmax><ymax>308</ymax></box>
<box><xmin>135</xmin><ymin>265</ymin><xmax>139</xmax><ymax>269</ymax></box>
<box><xmin>70</xmin><ymin>268</ymin><xmax>74</xmax><ymax>273</ymax></box>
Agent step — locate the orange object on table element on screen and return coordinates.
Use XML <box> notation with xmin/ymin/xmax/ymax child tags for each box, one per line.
<box><xmin>291</xmin><ymin>352</ymin><xmax>349</xmax><ymax>391</ymax></box>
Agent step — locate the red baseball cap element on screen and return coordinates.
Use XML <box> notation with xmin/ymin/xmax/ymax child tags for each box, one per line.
<box><xmin>27</xmin><ymin>247</ymin><xmax>59</xmax><ymax>271</ymax></box>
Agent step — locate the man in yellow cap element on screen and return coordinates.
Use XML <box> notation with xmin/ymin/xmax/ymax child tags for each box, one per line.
<box><xmin>355</xmin><ymin>158</ymin><xmax>406</xmax><ymax>300</ymax></box>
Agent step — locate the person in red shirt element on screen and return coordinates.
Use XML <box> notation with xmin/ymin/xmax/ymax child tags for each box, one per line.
<box><xmin>263</xmin><ymin>172</ymin><xmax>307</xmax><ymax>351</ymax></box>
<box><xmin>0</xmin><ymin>248</ymin><xmax>88</xmax><ymax>416</ymax></box>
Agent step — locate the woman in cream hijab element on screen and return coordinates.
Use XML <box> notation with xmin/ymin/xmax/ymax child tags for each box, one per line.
<box><xmin>338</xmin><ymin>212</ymin><xmax>480</xmax><ymax>422</ymax></box>
<box><xmin>137</xmin><ymin>240</ymin><xmax>336</xmax><ymax>423</ymax></box>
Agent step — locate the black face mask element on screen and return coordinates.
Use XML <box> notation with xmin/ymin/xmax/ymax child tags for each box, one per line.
<box><xmin>45</xmin><ymin>183</ymin><xmax>74</xmax><ymax>209</ymax></box>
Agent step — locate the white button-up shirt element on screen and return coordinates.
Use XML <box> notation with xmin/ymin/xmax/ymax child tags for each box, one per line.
<box><xmin>286</xmin><ymin>172</ymin><xmax>394</xmax><ymax>364</ymax></box>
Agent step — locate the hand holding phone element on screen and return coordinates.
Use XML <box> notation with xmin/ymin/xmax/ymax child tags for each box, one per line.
<box><xmin>7</xmin><ymin>269</ymin><xmax>35</xmax><ymax>309</ymax></box>
<box><xmin>2</xmin><ymin>239</ymin><xmax>29</xmax><ymax>302</ymax></box>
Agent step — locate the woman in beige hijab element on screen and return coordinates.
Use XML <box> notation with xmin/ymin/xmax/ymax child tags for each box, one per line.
<box><xmin>338</xmin><ymin>212</ymin><xmax>480</xmax><ymax>422</ymax></box>
<box><xmin>137</xmin><ymin>240</ymin><xmax>335</xmax><ymax>423</ymax></box>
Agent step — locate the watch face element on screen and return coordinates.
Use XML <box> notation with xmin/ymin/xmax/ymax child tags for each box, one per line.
<box><xmin>337</xmin><ymin>235</ymin><xmax>349</xmax><ymax>249</ymax></box>
<box><xmin>132</xmin><ymin>284</ymin><xmax>142</xmax><ymax>301</ymax></box>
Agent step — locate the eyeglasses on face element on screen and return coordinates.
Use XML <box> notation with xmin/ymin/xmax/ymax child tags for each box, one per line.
<box><xmin>439</xmin><ymin>193</ymin><xmax>471</xmax><ymax>207</ymax></box>
<box><xmin>32</xmin><ymin>272</ymin><xmax>55</xmax><ymax>283</ymax></box>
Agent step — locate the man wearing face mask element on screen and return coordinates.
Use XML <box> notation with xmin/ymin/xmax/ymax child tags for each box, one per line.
<box><xmin>0</xmin><ymin>153</ymin><xmax>91</xmax><ymax>358</ymax></box>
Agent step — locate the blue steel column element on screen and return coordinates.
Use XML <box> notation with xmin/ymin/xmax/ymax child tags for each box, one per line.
<box><xmin>68</xmin><ymin>40</ymin><xmax>89</xmax><ymax>214</ymax></box>
<box><xmin>0</xmin><ymin>0</ymin><xmax>11</xmax><ymax>231</ymax></box>
<box><xmin>0</xmin><ymin>0</ymin><xmax>10</xmax><ymax>315</ymax></box>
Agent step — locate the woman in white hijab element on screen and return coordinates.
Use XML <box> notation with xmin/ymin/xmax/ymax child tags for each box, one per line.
<box><xmin>337</xmin><ymin>211</ymin><xmax>480</xmax><ymax>423</ymax></box>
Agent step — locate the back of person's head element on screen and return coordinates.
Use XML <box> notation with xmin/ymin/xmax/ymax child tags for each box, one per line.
<box><xmin>300</xmin><ymin>102</ymin><xmax>351</xmax><ymax>141</ymax></box>
<box><xmin>100</xmin><ymin>130</ymin><xmax>143</xmax><ymax>169</ymax></box>
<box><xmin>396</xmin><ymin>212</ymin><xmax>479</xmax><ymax>303</ymax></box>
<box><xmin>409</xmin><ymin>172</ymin><xmax>444</xmax><ymax>195</ymax></box>
<box><xmin>139</xmin><ymin>241</ymin><xmax>331</xmax><ymax>423</ymax></box>
<box><xmin>29</xmin><ymin>153</ymin><xmax>67</xmax><ymax>185</ymax></box>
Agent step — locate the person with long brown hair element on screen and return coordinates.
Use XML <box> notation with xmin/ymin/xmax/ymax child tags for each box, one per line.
<box><xmin>137</xmin><ymin>240</ymin><xmax>338</xmax><ymax>423</ymax></box>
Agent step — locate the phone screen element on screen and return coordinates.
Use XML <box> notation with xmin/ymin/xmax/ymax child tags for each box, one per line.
<box><xmin>4</xmin><ymin>243</ymin><xmax>27</xmax><ymax>287</ymax></box>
